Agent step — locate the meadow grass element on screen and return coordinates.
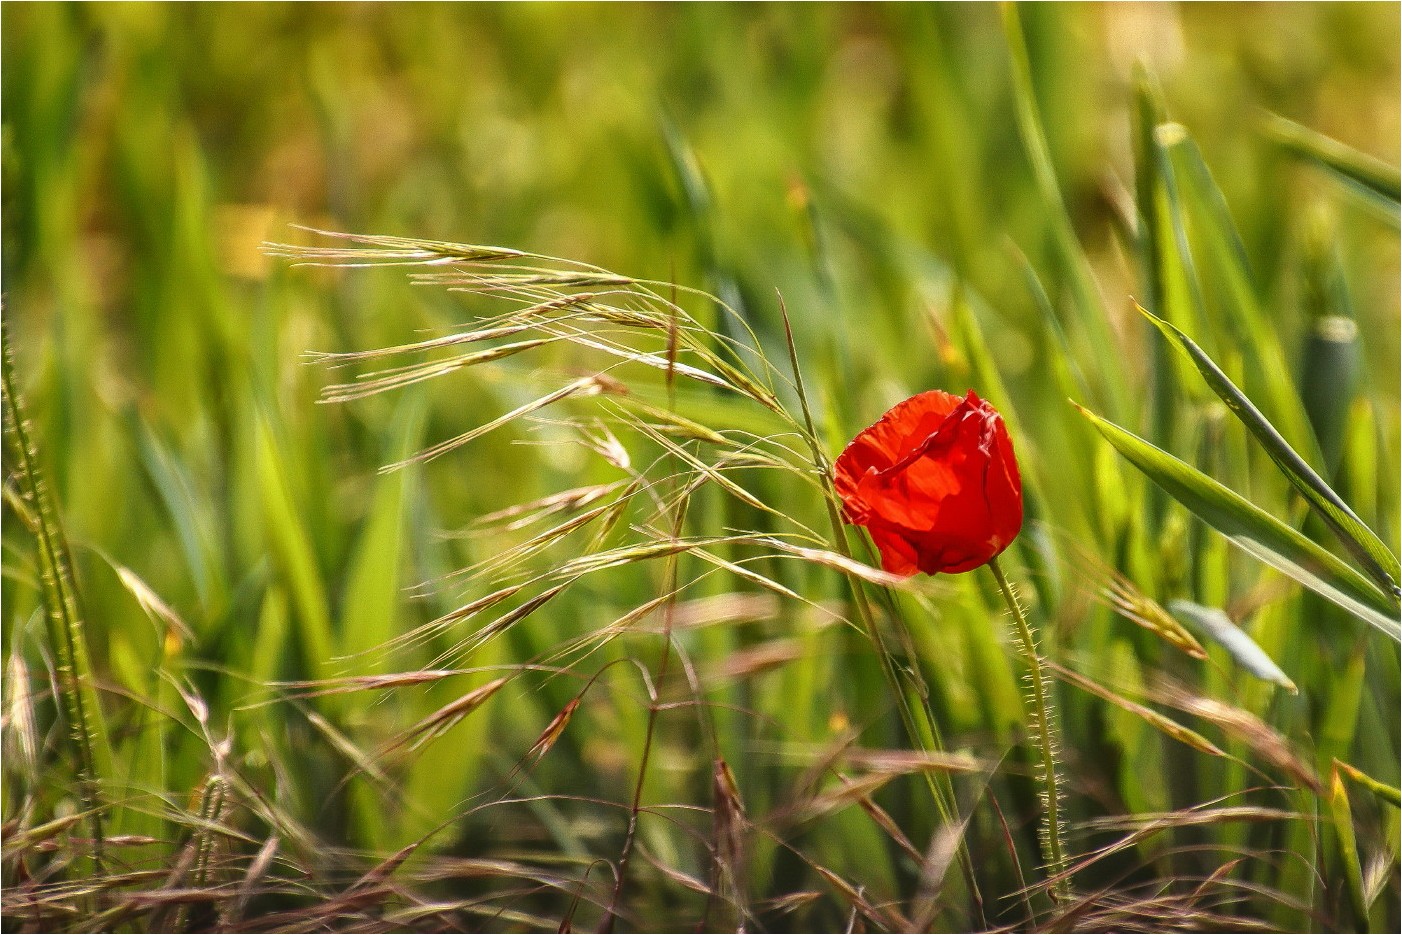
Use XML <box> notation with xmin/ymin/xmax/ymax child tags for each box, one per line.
<box><xmin>3</xmin><ymin>4</ymin><xmax>1400</xmax><ymax>932</ymax></box>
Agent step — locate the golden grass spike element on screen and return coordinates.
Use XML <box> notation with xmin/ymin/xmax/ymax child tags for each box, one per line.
<box><xmin>516</xmin><ymin>697</ymin><xmax>581</xmax><ymax>776</ymax></box>
<box><xmin>0</xmin><ymin>812</ymin><xmax>87</xmax><ymax>853</ymax></box>
<box><xmin>113</xmin><ymin>565</ymin><xmax>197</xmax><ymax>649</ymax></box>
<box><xmin>1152</xmin><ymin>679</ymin><xmax>1320</xmax><ymax>792</ymax></box>
<box><xmin>811</xmin><ymin>863</ymin><xmax>911</xmax><ymax>932</ymax></box>
<box><xmin>365</xmin><ymin>584</ymin><xmax>528</xmax><ymax>660</ymax></box>
<box><xmin>417</xmin><ymin>271</ymin><xmax>632</xmax><ymax>289</ymax></box>
<box><xmin>1046</xmin><ymin>660</ymin><xmax>1226</xmax><ymax>758</ymax></box>
<box><xmin>304</xmin><ymin>321</ymin><xmax>535</xmax><ymax>365</ymax></box>
<box><xmin>1101</xmin><ymin>573</ymin><xmax>1207</xmax><ymax>659</ymax></box>
<box><xmin>549</xmin><ymin>535</ymin><xmax>750</xmax><ymax>581</ymax></box>
<box><xmin>555</xmin><ymin>332</ymin><xmax>738</xmax><ymax>393</ymax></box>
<box><xmin>319</xmin><ymin>338</ymin><xmax>557</xmax><ymax>403</ymax></box>
<box><xmin>387</xmin><ymin>676</ymin><xmax>511</xmax><ymax>755</ymax></box>
<box><xmin>263</xmin><ymin>227</ymin><xmax>527</xmax><ymax>264</ymax></box>
<box><xmin>470</xmin><ymin>482</ymin><xmax>624</xmax><ymax>530</ymax></box>
<box><xmin>454</xmin><ymin>499</ymin><xmax>629</xmax><ymax>585</ymax></box>
<box><xmin>840</xmin><ymin>749</ymin><xmax>984</xmax><ymax>775</ymax></box>
<box><xmin>792</xmin><ymin>772</ymin><xmax>895</xmax><ymax>824</ymax></box>
<box><xmin>304</xmin><ymin>711</ymin><xmax>394</xmax><ymax>788</ymax></box>
<box><xmin>536</xmin><ymin>592</ymin><xmax>678</xmax><ymax>668</ymax></box>
<box><xmin>240</xmin><ymin>670</ymin><xmax>466</xmax><ymax>709</ymax></box>
<box><xmin>640</xmin><ymin>852</ymin><xmax>714</xmax><ymax>896</ymax></box>
<box><xmin>760</xmin><ymin>891</ymin><xmax>823</xmax><ymax>915</ymax></box>
<box><xmin>617</xmin><ymin>398</ymin><xmax>731</xmax><ymax>445</ymax></box>
<box><xmin>632</xmin><ymin>419</ymin><xmax>785</xmax><ymax>518</ymax></box>
<box><xmin>219</xmin><ymin>835</ymin><xmax>280</xmax><ymax>928</ymax></box>
<box><xmin>381</xmin><ymin>376</ymin><xmax>612</xmax><ymax>473</ymax></box>
<box><xmin>1067</xmin><ymin>805</ymin><xmax>1305</xmax><ymax>880</ymax></box>
<box><xmin>705</xmin><ymin>639</ymin><xmax>805</xmax><ymax>684</ymax></box>
<box><xmin>759</xmin><ymin>539</ymin><xmax>912</xmax><ymax>588</ymax></box>
<box><xmin>850</xmin><ymin>785</ymin><xmax>923</xmax><ymax>863</ymax></box>
<box><xmin>585</xmin><ymin>476</ymin><xmax>646</xmax><ymax>554</ymax></box>
<box><xmin>4</xmin><ymin>653</ymin><xmax>41</xmax><ymax>787</ymax></box>
<box><xmin>691</xmin><ymin>552</ymin><xmax>804</xmax><ymax>603</ymax></box>
<box><xmin>431</xmin><ymin>584</ymin><xmax>571</xmax><ymax>667</ymax></box>
<box><xmin>711</xmin><ymin>757</ymin><xmax>749</xmax><ymax>926</ymax></box>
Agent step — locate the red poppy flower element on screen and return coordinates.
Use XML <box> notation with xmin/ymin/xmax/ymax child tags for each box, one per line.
<box><xmin>834</xmin><ymin>390</ymin><xmax>1022</xmax><ymax>576</ymax></box>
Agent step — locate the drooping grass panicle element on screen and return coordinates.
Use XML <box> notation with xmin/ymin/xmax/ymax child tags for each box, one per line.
<box><xmin>265</xmin><ymin>229</ymin><xmax>792</xmax><ymax>415</ymax></box>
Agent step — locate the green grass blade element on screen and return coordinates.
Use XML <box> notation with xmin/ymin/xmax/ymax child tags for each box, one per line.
<box><xmin>1142</xmin><ymin>308</ymin><xmax>1401</xmax><ymax>596</ymax></box>
<box><xmin>1133</xmin><ymin>67</ymin><xmax>1178</xmax><ymax>462</ymax></box>
<box><xmin>1161</xmin><ymin>127</ymin><xmax>1327</xmax><ymax>461</ymax></box>
<box><xmin>339</xmin><ymin>395</ymin><xmax>424</xmax><ymax>671</ymax></box>
<box><xmin>1297</xmin><ymin>223</ymin><xmax>1361</xmax><ymax>476</ymax></box>
<box><xmin>1265</xmin><ymin>112</ymin><xmax>1401</xmax><ymax>215</ymax></box>
<box><xmin>133</xmin><ymin>417</ymin><xmax>229</xmax><ymax>621</ymax></box>
<box><xmin>255</xmin><ymin>412</ymin><xmax>335</xmax><ymax>684</ymax></box>
<box><xmin>1149</xmin><ymin>125</ymin><xmax>1215</xmax><ymax>343</ymax></box>
<box><xmin>1329</xmin><ymin>765</ymin><xmax>1371</xmax><ymax>931</ymax></box>
<box><xmin>1001</xmin><ymin>2</ymin><xmax>1127</xmax><ymax>423</ymax></box>
<box><xmin>340</xmin><ymin>396</ymin><xmax>424</xmax><ymax>851</ymax></box>
<box><xmin>1075</xmin><ymin>402</ymin><xmax>1400</xmax><ymax>638</ymax></box>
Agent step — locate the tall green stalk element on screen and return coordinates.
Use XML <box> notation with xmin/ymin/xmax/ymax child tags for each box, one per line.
<box><xmin>2</xmin><ymin>318</ymin><xmax>111</xmax><ymax>869</ymax></box>
<box><xmin>989</xmin><ymin>555</ymin><xmax>1071</xmax><ymax>903</ymax></box>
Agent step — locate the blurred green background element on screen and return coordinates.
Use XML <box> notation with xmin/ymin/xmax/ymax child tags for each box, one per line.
<box><xmin>4</xmin><ymin>3</ymin><xmax>1399</xmax><ymax>931</ymax></box>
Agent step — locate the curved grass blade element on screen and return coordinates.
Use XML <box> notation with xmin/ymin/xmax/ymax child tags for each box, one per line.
<box><xmin>1329</xmin><ymin>765</ymin><xmax>1371</xmax><ymax>931</ymax></box>
<box><xmin>1075</xmin><ymin>403</ymin><xmax>1400</xmax><ymax>639</ymax></box>
<box><xmin>1167</xmin><ymin>599</ymin><xmax>1296</xmax><ymax>693</ymax></box>
<box><xmin>1142</xmin><ymin>307</ymin><xmax>1401</xmax><ymax>597</ymax></box>
<box><xmin>1335</xmin><ymin>758</ymin><xmax>1402</xmax><ymax>808</ymax></box>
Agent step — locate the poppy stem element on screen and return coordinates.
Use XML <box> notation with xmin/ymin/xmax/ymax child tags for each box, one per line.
<box><xmin>988</xmin><ymin>555</ymin><xmax>1072</xmax><ymax>904</ymax></box>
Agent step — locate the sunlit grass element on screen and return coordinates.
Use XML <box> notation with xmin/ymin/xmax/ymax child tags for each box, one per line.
<box><xmin>4</xmin><ymin>3</ymin><xmax>1399</xmax><ymax>932</ymax></box>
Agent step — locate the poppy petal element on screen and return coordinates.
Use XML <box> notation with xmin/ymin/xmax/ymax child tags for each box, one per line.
<box><xmin>834</xmin><ymin>389</ymin><xmax>1022</xmax><ymax>576</ymax></box>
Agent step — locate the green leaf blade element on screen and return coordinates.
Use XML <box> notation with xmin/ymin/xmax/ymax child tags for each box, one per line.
<box><xmin>1076</xmin><ymin>402</ymin><xmax>1400</xmax><ymax>640</ymax></box>
<box><xmin>1142</xmin><ymin>308</ymin><xmax>1401</xmax><ymax>596</ymax></box>
<box><xmin>1266</xmin><ymin>112</ymin><xmax>1401</xmax><ymax>206</ymax></box>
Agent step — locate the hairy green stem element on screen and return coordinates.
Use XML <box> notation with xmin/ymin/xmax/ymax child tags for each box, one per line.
<box><xmin>988</xmin><ymin>555</ymin><xmax>1071</xmax><ymax>903</ymax></box>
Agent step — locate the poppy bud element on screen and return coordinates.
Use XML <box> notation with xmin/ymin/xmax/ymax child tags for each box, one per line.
<box><xmin>834</xmin><ymin>390</ymin><xmax>1023</xmax><ymax>576</ymax></box>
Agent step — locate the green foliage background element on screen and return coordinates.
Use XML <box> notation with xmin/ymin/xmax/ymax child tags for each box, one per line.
<box><xmin>3</xmin><ymin>3</ymin><xmax>1399</xmax><ymax>931</ymax></box>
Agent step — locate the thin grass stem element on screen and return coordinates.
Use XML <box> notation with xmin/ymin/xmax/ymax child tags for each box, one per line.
<box><xmin>1</xmin><ymin>318</ymin><xmax>109</xmax><ymax>872</ymax></box>
<box><xmin>598</xmin><ymin>381</ymin><xmax>696</xmax><ymax>932</ymax></box>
